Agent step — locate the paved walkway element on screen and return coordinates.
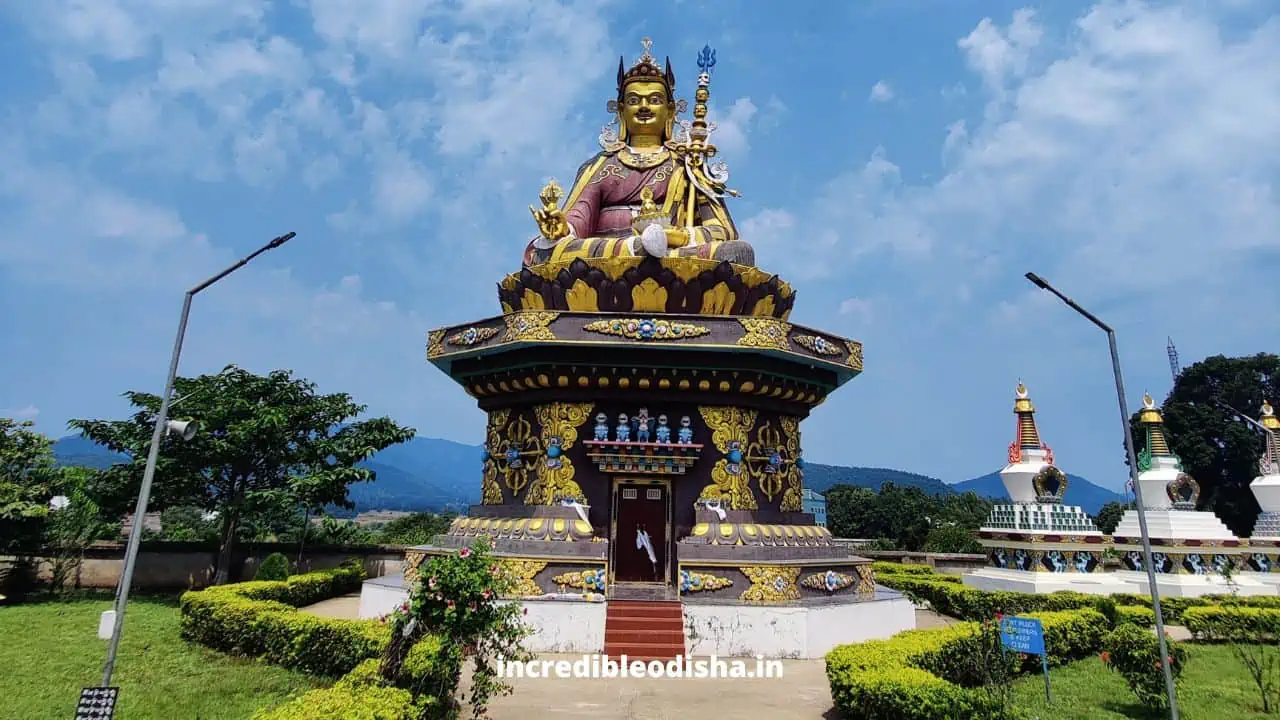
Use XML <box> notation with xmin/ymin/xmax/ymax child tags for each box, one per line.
<box><xmin>298</xmin><ymin>598</ymin><xmax>959</xmax><ymax>719</ymax></box>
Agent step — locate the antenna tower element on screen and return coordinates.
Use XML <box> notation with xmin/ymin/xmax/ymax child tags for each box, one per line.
<box><xmin>1167</xmin><ymin>337</ymin><xmax>1181</xmax><ymax>382</ymax></box>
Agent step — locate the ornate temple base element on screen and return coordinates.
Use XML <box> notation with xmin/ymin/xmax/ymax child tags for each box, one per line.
<box><xmin>962</xmin><ymin>568</ymin><xmax>1138</xmax><ymax>595</ymax></box>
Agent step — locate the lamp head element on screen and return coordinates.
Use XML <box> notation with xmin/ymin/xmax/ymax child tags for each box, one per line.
<box><xmin>165</xmin><ymin>419</ymin><xmax>197</xmax><ymax>441</ymax></box>
<box><xmin>1025</xmin><ymin>272</ymin><xmax>1050</xmax><ymax>290</ymax></box>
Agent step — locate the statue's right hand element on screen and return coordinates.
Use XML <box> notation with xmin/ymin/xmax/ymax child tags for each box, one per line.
<box><xmin>530</xmin><ymin>205</ymin><xmax>570</xmax><ymax>241</ymax></box>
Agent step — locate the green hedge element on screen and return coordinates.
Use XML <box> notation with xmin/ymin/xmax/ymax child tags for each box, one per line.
<box><xmin>1184</xmin><ymin>606</ymin><xmax>1280</xmax><ymax>642</ymax></box>
<box><xmin>180</xmin><ymin>561</ymin><xmax>390</xmax><ymax>678</ymax></box>
<box><xmin>253</xmin><ymin>660</ymin><xmax>421</xmax><ymax>720</ymax></box>
<box><xmin>826</xmin><ymin>608</ymin><xmax>1108</xmax><ymax>720</ymax></box>
<box><xmin>872</xmin><ymin>562</ymin><xmax>938</xmax><ymax>576</ymax></box>
<box><xmin>1113</xmin><ymin>605</ymin><xmax>1155</xmax><ymax>628</ymax></box>
<box><xmin>876</xmin><ymin>576</ymin><xmax>1106</xmax><ymax>619</ymax></box>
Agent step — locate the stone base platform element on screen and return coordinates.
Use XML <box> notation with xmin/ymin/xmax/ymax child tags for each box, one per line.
<box><xmin>962</xmin><ymin>568</ymin><xmax>1138</xmax><ymax>596</ymax></box>
<box><xmin>1111</xmin><ymin>570</ymin><xmax>1275</xmax><ymax>597</ymax></box>
<box><xmin>360</xmin><ymin>571</ymin><xmax>914</xmax><ymax>659</ymax></box>
<box><xmin>682</xmin><ymin>589</ymin><xmax>915</xmax><ymax>659</ymax></box>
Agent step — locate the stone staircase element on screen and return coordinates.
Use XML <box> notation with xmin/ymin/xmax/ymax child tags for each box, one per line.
<box><xmin>602</xmin><ymin>600</ymin><xmax>686</xmax><ymax>661</ymax></box>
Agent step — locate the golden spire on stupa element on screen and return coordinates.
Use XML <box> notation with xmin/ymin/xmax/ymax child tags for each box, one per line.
<box><xmin>1138</xmin><ymin>392</ymin><xmax>1173</xmax><ymax>456</ymax></box>
<box><xmin>1008</xmin><ymin>381</ymin><xmax>1054</xmax><ymax>464</ymax></box>
<box><xmin>1262</xmin><ymin>400</ymin><xmax>1279</xmax><ymax>431</ymax></box>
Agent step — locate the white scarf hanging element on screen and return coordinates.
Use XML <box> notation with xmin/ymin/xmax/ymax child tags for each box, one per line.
<box><xmin>636</xmin><ymin>528</ymin><xmax>657</xmax><ymax>565</ymax></box>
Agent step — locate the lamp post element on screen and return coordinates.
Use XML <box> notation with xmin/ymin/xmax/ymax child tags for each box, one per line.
<box><xmin>99</xmin><ymin>231</ymin><xmax>297</xmax><ymax>689</ymax></box>
<box><xmin>1023</xmin><ymin>272</ymin><xmax>1180</xmax><ymax>720</ymax></box>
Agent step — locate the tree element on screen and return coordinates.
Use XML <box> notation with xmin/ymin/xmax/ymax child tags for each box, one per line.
<box><xmin>0</xmin><ymin>418</ymin><xmax>61</xmax><ymax>555</ymax></box>
<box><xmin>1093</xmin><ymin>500</ymin><xmax>1131</xmax><ymax>535</ymax></box>
<box><xmin>378</xmin><ymin>511</ymin><xmax>458</xmax><ymax>545</ymax></box>
<box><xmin>70</xmin><ymin>366</ymin><xmax>416</xmax><ymax>583</ymax></box>
<box><xmin>1128</xmin><ymin>353</ymin><xmax>1279</xmax><ymax>536</ymax></box>
<box><xmin>824</xmin><ymin>485</ymin><xmax>877</xmax><ymax>540</ymax></box>
<box><xmin>922</xmin><ymin>524</ymin><xmax>983</xmax><ymax>554</ymax></box>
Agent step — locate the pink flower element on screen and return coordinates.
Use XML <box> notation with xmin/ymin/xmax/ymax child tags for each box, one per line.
<box><xmin>482</xmin><ymin>589</ymin><xmax>493</xmax><ymax>600</ymax></box>
<box><xmin>470</xmin><ymin>601</ymin><xmax>478</xmax><ymax>610</ymax></box>
<box><xmin>459</xmin><ymin>547</ymin><xmax>473</xmax><ymax>558</ymax></box>
<box><xmin>490</xmin><ymin>565</ymin><xmax>500</xmax><ymax>576</ymax></box>
<box><xmin>447</xmin><ymin>600</ymin><xmax>456</xmax><ymax>609</ymax></box>
<box><xmin>428</xmin><ymin>577</ymin><xmax>438</xmax><ymax>589</ymax></box>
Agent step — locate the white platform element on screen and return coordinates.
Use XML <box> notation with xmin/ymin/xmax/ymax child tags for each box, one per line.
<box><xmin>360</xmin><ymin>574</ymin><xmax>916</xmax><ymax>659</ymax></box>
<box><xmin>360</xmin><ymin>574</ymin><xmax>608</xmax><ymax>653</ymax></box>
<box><xmin>963</xmin><ymin>568</ymin><xmax>1139</xmax><ymax>595</ymax></box>
<box><xmin>1112</xmin><ymin>509</ymin><xmax>1238</xmax><ymax>540</ymax></box>
<box><xmin>682</xmin><ymin>590</ymin><xmax>916</xmax><ymax>659</ymax></box>
<box><xmin>1111</xmin><ymin>570</ymin><xmax>1274</xmax><ymax>597</ymax></box>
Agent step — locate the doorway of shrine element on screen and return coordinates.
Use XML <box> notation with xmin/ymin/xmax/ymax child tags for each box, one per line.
<box><xmin>610</xmin><ymin>478</ymin><xmax>671</xmax><ymax>586</ymax></box>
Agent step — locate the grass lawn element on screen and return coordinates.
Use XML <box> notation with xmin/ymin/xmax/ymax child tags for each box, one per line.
<box><xmin>1011</xmin><ymin>642</ymin><xmax>1272</xmax><ymax>719</ymax></box>
<box><xmin>0</xmin><ymin>594</ymin><xmax>326</xmax><ymax>720</ymax></box>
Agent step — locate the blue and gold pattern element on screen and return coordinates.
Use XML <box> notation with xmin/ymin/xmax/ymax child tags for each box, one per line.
<box><xmin>553</xmin><ymin>568</ymin><xmax>607</xmax><ymax>592</ymax></box>
<box><xmin>679</xmin><ymin>569</ymin><xmax>733</xmax><ymax>593</ymax></box>
<box><xmin>583</xmin><ymin>317</ymin><xmax>710</xmax><ymax>341</ymax></box>
<box><xmin>800</xmin><ymin>570</ymin><xmax>854</xmax><ymax>593</ymax></box>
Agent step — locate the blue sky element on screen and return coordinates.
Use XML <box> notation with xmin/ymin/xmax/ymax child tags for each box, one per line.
<box><xmin>1</xmin><ymin>0</ymin><xmax>1277</xmax><ymax>492</ymax></box>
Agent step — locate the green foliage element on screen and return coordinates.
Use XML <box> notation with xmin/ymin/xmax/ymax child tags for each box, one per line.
<box><xmin>69</xmin><ymin>366</ymin><xmax>416</xmax><ymax>583</ymax></box>
<box><xmin>310</xmin><ymin>516</ymin><xmax>380</xmax><ymax>546</ymax></box>
<box><xmin>877</xmin><ymin>576</ymin><xmax>1108</xmax><ymax>620</ymax></box>
<box><xmin>871</xmin><ymin>562</ymin><xmax>937</xmax><ymax>576</ymax></box>
<box><xmin>0</xmin><ymin>418</ymin><xmax>60</xmax><ymax>555</ymax></box>
<box><xmin>256</xmin><ymin>552</ymin><xmax>293</xmax><ymax>581</ymax></box>
<box><xmin>1093</xmin><ymin>501</ymin><xmax>1131</xmax><ymax>535</ymax></box>
<box><xmin>253</xmin><ymin>659</ymin><xmax>422</xmax><ymax>720</ymax></box>
<box><xmin>825</xmin><ymin>608</ymin><xmax>1109</xmax><ymax>720</ymax></box>
<box><xmin>1100</xmin><ymin>623</ymin><xmax>1186</xmax><ymax>713</ymax></box>
<box><xmin>379</xmin><ymin>538</ymin><xmax>535</xmax><ymax>719</ymax></box>
<box><xmin>158</xmin><ymin>505</ymin><xmax>221</xmax><ymax>542</ymax></box>
<box><xmin>378</xmin><ymin>512</ymin><xmax>456</xmax><ymax>545</ymax></box>
<box><xmin>921</xmin><ymin>525</ymin><xmax>983</xmax><ymax>554</ymax></box>
<box><xmin>1184</xmin><ymin>606</ymin><xmax>1280</xmax><ymax>642</ymax></box>
<box><xmin>44</xmin><ymin>472</ymin><xmax>106</xmax><ymax>594</ymax></box>
<box><xmin>1127</xmin><ymin>353</ymin><xmax>1279</xmax><ymax>535</ymax></box>
<box><xmin>180</xmin><ymin>561</ymin><xmax>387</xmax><ymax>677</ymax></box>
<box><xmin>1113</xmin><ymin>605</ymin><xmax>1156</xmax><ymax>628</ymax></box>
<box><xmin>825</xmin><ymin>482</ymin><xmax>992</xmax><ymax>550</ymax></box>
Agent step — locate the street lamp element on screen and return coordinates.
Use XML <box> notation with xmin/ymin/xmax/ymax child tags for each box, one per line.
<box><xmin>1024</xmin><ymin>272</ymin><xmax>1180</xmax><ymax>720</ymax></box>
<box><xmin>98</xmin><ymin>231</ymin><xmax>297</xmax><ymax>689</ymax></box>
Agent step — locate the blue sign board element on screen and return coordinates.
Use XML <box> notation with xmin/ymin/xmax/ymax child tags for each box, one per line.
<box><xmin>1000</xmin><ymin>616</ymin><xmax>1046</xmax><ymax>655</ymax></box>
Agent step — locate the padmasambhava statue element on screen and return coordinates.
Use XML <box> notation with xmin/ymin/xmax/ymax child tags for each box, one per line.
<box><xmin>525</xmin><ymin>39</ymin><xmax>756</xmax><ymax>267</ymax></box>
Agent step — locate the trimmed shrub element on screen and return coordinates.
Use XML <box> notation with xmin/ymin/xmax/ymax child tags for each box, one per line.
<box><xmin>826</xmin><ymin>608</ymin><xmax>1108</xmax><ymax>720</ymax></box>
<box><xmin>180</xmin><ymin>560</ymin><xmax>389</xmax><ymax>678</ymax></box>
<box><xmin>875</xmin><ymin>576</ymin><xmax>1102</xmax><ymax>620</ymax></box>
<box><xmin>1100</xmin><ymin>623</ymin><xmax>1186</xmax><ymax>713</ymax></box>
<box><xmin>1113</xmin><ymin>605</ymin><xmax>1155</xmax><ymax>628</ymax></box>
<box><xmin>255</xmin><ymin>552</ymin><xmax>292</xmax><ymax>581</ymax></box>
<box><xmin>1184</xmin><ymin>606</ymin><xmax>1280</xmax><ymax>642</ymax></box>
<box><xmin>252</xmin><ymin>660</ymin><xmax>421</xmax><ymax>720</ymax></box>
<box><xmin>872</xmin><ymin>562</ymin><xmax>937</xmax><ymax>576</ymax></box>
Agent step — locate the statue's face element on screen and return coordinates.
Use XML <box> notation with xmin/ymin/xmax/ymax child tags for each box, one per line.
<box><xmin>620</xmin><ymin>81</ymin><xmax>670</xmax><ymax>136</ymax></box>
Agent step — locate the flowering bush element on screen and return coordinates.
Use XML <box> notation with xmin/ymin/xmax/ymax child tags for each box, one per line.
<box><xmin>379</xmin><ymin>538</ymin><xmax>534</xmax><ymax>719</ymax></box>
<box><xmin>1100</xmin><ymin>623</ymin><xmax>1186</xmax><ymax>713</ymax></box>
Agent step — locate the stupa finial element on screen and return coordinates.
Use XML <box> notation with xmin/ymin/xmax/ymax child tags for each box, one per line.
<box><xmin>1262</xmin><ymin>400</ymin><xmax>1279</xmax><ymax>430</ymax></box>
<box><xmin>1008</xmin><ymin>380</ymin><xmax>1053</xmax><ymax>465</ymax></box>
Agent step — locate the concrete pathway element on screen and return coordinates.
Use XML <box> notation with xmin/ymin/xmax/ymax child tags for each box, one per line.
<box><xmin>300</xmin><ymin>592</ymin><xmax>361</xmax><ymax>618</ymax></box>
<box><xmin>297</xmin><ymin>599</ymin><xmax>960</xmax><ymax>719</ymax></box>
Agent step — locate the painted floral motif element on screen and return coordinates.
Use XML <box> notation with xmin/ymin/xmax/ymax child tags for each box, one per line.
<box><xmin>552</xmin><ymin>568</ymin><xmax>606</xmax><ymax>592</ymax></box>
<box><xmin>447</xmin><ymin>325</ymin><xmax>500</xmax><ymax>346</ymax></box>
<box><xmin>679</xmin><ymin>569</ymin><xmax>733</xmax><ymax>593</ymax></box>
<box><xmin>800</xmin><ymin>570</ymin><xmax>855</xmax><ymax>593</ymax></box>
<box><xmin>582</xmin><ymin>317</ymin><xmax>710</xmax><ymax>341</ymax></box>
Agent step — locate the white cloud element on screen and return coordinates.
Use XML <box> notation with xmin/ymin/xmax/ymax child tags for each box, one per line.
<box><xmin>869</xmin><ymin>80</ymin><xmax>894</xmax><ymax>102</ymax></box>
<box><xmin>708</xmin><ymin>97</ymin><xmax>759</xmax><ymax>158</ymax></box>
<box><xmin>1</xmin><ymin>405</ymin><xmax>40</xmax><ymax>421</ymax></box>
<box><xmin>957</xmin><ymin>8</ymin><xmax>1043</xmax><ymax>92</ymax></box>
<box><xmin>838</xmin><ymin>297</ymin><xmax>875</xmax><ymax>322</ymax></box>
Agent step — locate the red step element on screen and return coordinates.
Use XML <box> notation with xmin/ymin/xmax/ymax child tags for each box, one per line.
<box><xmin>603</xmin><ymin>600</ymin><xmax>686</xmax><ymax>659</ymax></box>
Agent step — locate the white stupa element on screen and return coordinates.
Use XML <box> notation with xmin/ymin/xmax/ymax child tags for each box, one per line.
<box><xmin>964</xmin><ymin>382</ymin><xmax>1129</xmax><ymax>594</ymax></box>
<box><xmin>1110</xmin><ymin>393</ymin><xmax>1267</xmax><ymax>596</ymax></box>
<box><xmin>1243</xmin><ymin>400</ymin><xmax>1280</xmax><ymax>586</ymax></box>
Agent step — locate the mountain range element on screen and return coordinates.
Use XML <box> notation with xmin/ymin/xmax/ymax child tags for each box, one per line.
<box><xmin>51</xmin><ymin>434</ymin><xmax>1124</xmax><ymax>516</ymax></box>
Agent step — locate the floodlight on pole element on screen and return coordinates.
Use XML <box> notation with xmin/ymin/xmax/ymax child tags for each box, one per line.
<box><xmin>164</xmin><ymin>419</ymin><xmax>197</xmax><ymax>441</ymax></box>
<box><xmin>1023</xmin><ymin>271</ymin><xmax>1180</xmax><ymax>720</ymax></box>
<box><xmin>99</xmin><ymin>231</ymin><xmax>298</xmax><ymax>689</ymax></box>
